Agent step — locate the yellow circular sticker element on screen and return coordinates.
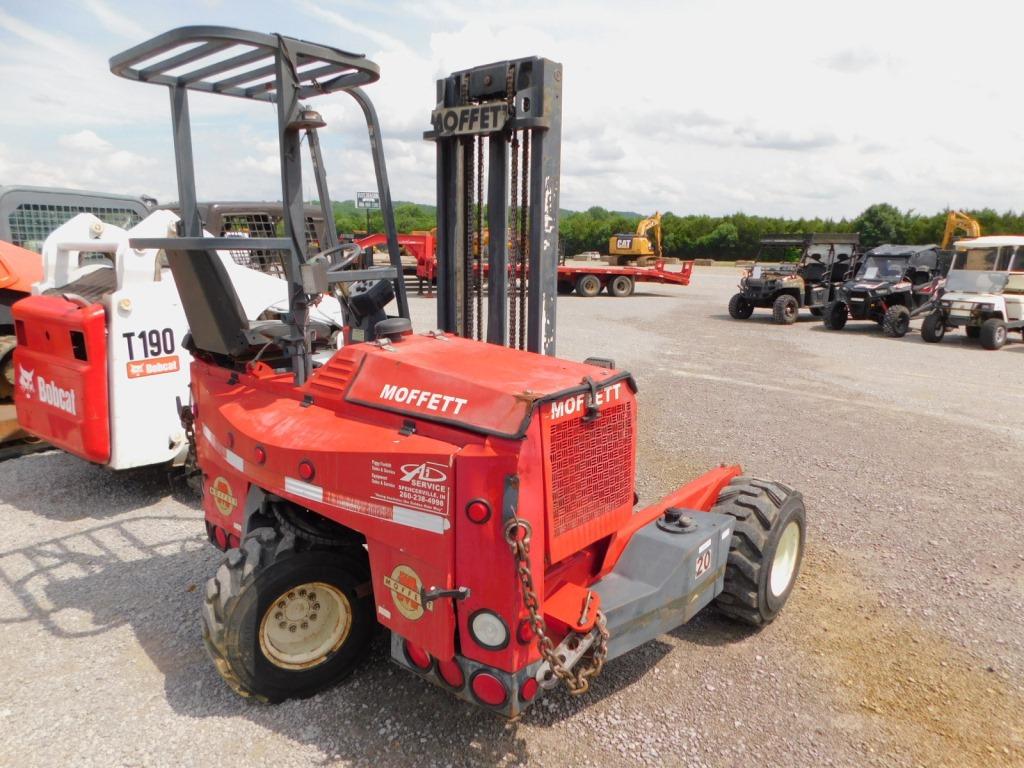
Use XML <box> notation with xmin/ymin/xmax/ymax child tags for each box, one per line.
<box><xmin>209</xmin><ymin>476</ymin><xmax>238</xmax><ymax>517</ymax></box>
<box><xmin>384</xmin><ymin>565</ymin><xmax>424</xmax><ymax>621</ymax></box>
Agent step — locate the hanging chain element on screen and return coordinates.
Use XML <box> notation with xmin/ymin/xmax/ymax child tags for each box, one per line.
<box><xmin>503</xmin><ymin>517</ymin><xmax>609</xmax><ymax>696</ymax></box>
<box><xmin>460</xmin><ymin>75</ymin><xmax>474</xmax><ymax>338</ymax></box>
<box><xmin>517</xmin><ymin>130</ymin><xmax>530</xmax><ymax>350</ymax></box>
<box><xmin>475</xmin><ymin>134</ymin><xmax>484</xmax><ymax>341</ymax></box>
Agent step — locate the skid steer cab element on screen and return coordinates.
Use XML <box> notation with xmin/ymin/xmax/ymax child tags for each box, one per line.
<box><xmin>109</xmin><ymin>26</ymin><xmax>806</xmax><ymax>717</ymax></box>
<box><xmin>12</xmin><ymin>210</ymin><xmax>344</xmax><ymax>468</ymax></box>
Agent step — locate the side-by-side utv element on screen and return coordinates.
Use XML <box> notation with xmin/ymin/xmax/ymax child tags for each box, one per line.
<box><xmin>729</xmin><ymin>234</ymin><xmax>860</xmax><ymax>324</ymax></box>
<box><xmin>822</xmin><ymin>244</ymin><xmax>949</xmax><ymax>337</ymax></box>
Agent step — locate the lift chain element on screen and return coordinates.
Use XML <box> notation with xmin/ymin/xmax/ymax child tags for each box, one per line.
<box><xmin>507</xmin><ymin>64</ymin><xmax>519</xmax><ymax>348</ymax></box>
<box><xmin>517</xmin><ymin>130</ymin><xmax>529</xmax><ymax>350</ymax></box>
<box><xmin>461</xmin><ymin>74</ymin><xmax>474</xmax><ymax>338</ymax></box>
<box><xmin>504</xmin><ymin>517</ymin><xmax>609</xmax><ymax>696</ymax></box>
<box><xmin>475</xmin><ymin>134</ymin><xmax>484</xmax><ymax>341</ymax></box>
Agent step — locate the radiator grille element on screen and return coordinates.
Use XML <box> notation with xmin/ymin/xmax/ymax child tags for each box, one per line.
<box><xmin>549</xmin><ymin>402</ymin><xmax>634</xmax><ymax>536</ymax></box>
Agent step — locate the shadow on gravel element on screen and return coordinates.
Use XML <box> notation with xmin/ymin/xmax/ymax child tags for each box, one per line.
<box><xmin>706</xmin><ymin>313</ymin><xmax>822</xmax><ymax>325</ymax></box>
<box><xmin>0</xmin><ymin>450</ymin><xmax>200</xmax><ymax>519</ymax></box>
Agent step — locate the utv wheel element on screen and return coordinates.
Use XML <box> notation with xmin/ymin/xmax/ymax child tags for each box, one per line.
<box><xmin>980</xmin><ymin>318</ymin><xmax>1007</xmax><ymax>350</ymax></box>
<box><xmin>921</xmin><ymin>311</ymin><xmax>945</xmax><ymax>343</ymax></box>
<box><xmin>772</xmin><ymin>294</ymin><xmax>799</xmax><ymax>325</ymax></box>
<box><xmin>882</xmin><ymin>305</ymin><xmax>911</xmax><ymax>337</ymax></box>
<box><xmin>609</xmin><ymin>275</ymin><xmax>635</xmax><ymax>297</ymax></box>
<box><xmin>965</xmin><ymin>326</ymin><xmax>980</xmax><ymax>339</ymax></box>
<box><xmin>728</xmin><ymin>293</ymin><xmax>754</xmax><ymax>319</ymax></box>
<box><xmin>201</xmin><ymin>527</ymin><xmax>374</xmax><ymax>702</ymax></box>
<box><xmin>575</xmin><ymin>274</ymin><xmax>601</xmax><ymax>297</ymax></box>
<box><xmin>712</xmin><ymin>478</ymin><xmax>806</xmax><ymax>626</ymax></box>
<box><xmin>822</xmin><ymin>301</ymin><xmax>847</xmax><ymax>330</ymax></box>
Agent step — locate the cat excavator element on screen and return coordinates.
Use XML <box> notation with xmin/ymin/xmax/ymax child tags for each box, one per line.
<box><xmin>607</xmin><ymin>211</ymin><xmax>662</xmax><ymax>266</ymax></box>
<box><xmin>940</xmin><ymin>210</ymin><xmax>981</xmax><ymax>249</ymax></box>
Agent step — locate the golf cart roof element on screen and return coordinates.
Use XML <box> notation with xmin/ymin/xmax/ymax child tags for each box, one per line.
<box><xmin>109</xmin><ymin>25</ymin><xmax>379</xmax><ymax>102</ymax></box>
<box><xmin>866</xmin><ymin>244</ymin><xmax>938</xmax><ymax>257</ymax></box>
<box><xmin>954</xmin><ymin>235</ymin><xmax>1024</xmax><ymax>249</ymax></box>
<box><xmin>759</xmin><ymin>233</ymin><xmax>860</xmax><ymax>247</ymax></box>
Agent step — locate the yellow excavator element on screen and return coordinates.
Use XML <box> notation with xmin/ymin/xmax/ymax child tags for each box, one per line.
<box><xmin>941</xmin><ymin>210</ymin><xmax>981</xmax><ymax>249</ymax></box>
<box><xmin>608</xmin><ymin>211</ymin><xmax>662</xmax><ymax>266</ymax></box>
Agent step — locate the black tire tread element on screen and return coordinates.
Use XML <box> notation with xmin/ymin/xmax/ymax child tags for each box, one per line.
<box><xmin>772</xmin><ymin>294</ymin><xmax>798</xmax><ymax>325</ymax></box>
<box><xmin>882</xmin><ymin>304</ymin><xmax>911</xmax><ymax>338</ymax></box>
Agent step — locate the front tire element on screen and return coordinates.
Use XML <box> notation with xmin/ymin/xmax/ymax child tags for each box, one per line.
<box><xmin>772</xmin><ymin>294</ymin><xmax>799</xmax><ymax>325</ymax></box>
<box><xmin>201</xmin><ymin>527</ymin><xmax>375</xmax><ymax>702</ymax></box>
<box><xmin>712</xmin><ymin>478</ymin><xmax>806</xmax><ymax>626</ymax></box>
<box><xmin>728</xmin><ymin>293</ymin><xmax>754</xmax><ymax>319</ymax></box>
<box><xmin>921</xmin><ymin>311</ymin><xmax>946</xmax><ymax>343</ymax></box>
<box><xmin>980</xmin><ymin>318</ymin><xmax>1007</xmax><ymax>350</ymax></box>
<box><xmin>823</xmin><ymin>301</ymin><xmax>847</xmax><ymax>330</ymax></box>
<box><xmin>882</xmin><ymin>304</ymin><xmax>911</xmax><ymax>337</ymax></box>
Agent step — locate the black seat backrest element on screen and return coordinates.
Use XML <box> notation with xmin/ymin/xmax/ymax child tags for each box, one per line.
<box><xmin>164</xmin><ymin>246</ymin><xmax>252</xmax><ymax>357</ymax></box>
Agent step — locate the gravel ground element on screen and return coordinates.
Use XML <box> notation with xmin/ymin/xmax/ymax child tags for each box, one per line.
<box><xmin>1</xmin><ymin>266</ymin><xmax>1021</xmax><ymax>767</ymax></box>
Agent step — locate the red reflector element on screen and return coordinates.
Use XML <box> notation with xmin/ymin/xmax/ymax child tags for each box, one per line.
<box><xmin>519</xmin><ymin>678</ymin><xmax>539</xmax><ymax>702</ymax></box>
<box><xmin>404</xmin><ymin>640</ymin><xmax>432</xmax><ymax>671</ymax></box>
<box><xmin>253</xmin><ymin>446</ymin><xmax>266</xmax><ymax>464</ymax></box>
<box><xmin>471</xmin><ymin>672</ymin><xmax>508</xmax><ymax>706</ymax></box>
<box><xmin>516</xmin><ymin>619</ymin><xmax>533</xmax><ymax>644</ymax></box>
<box><xmin>436</xmin><ymin>658</ymin><xmax>464</xmax><ymax>688</ymax></box>
<box><xmin>465</xmin><ymin>499</ymin><xmax>491</xmax><ymax>524</ymax></box>
<box><xmin>298</xmin><ymin>460</ymin><xmax>315</xmax><ymax>481</ymax></box>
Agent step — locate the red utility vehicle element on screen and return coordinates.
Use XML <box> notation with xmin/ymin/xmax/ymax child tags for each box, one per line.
<box><xmin>111</xmin><ymin>27</ymin><xmax>805</xmax><ymax>716</ymax></box>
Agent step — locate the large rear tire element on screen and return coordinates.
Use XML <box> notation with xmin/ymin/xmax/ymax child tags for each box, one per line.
<box><xmin>921</xmin><ymin>311</ymin><xmax>945</xmax><ymax>343</ymax></box>
<box><xmin>712</xmin><ymin>477</ymin><xmax>806</xmax><ymax>626</ymax></box>
<box><xmin>609</xmin><ymin>275</ymin><xmax>635</xmax><ymax>297</ymax></box>
<box><xmin>882</xmin><ymin>304</ymin><xmax>911</xmax><ymax>337</ymax></box>
<box><xmin>822</xmin><ymin>301</ymin><xmax>847</xmax><ymax>330</ymax></box>
<box><xmin>728</xmin><ymin>293</ymin><xmax>754</xmax><ymax>319</ymax></box>
<box><xmin>201</xmin><ymin>527</ymin><xmax>375</xmax><ymax>702</ymax></box>
<box><xmin>980</xmin><ymin>318</ymin><xmax>1007</xmax><ymax>350</ymax></box>
<box><xmin>772</xmin><ymin>294</ymin><xmax>799</xmax><ymax>325</ymax></box>
<box><xmin>575</xmin><ymin>274</ymin><xmax>601</xmax><ymax>297</ymax></box>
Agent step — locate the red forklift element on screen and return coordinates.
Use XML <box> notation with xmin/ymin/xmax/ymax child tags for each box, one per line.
<box><xmin>109</xmin><ymin>26</ymin><xmax>805</xmax><ymax>715</ymax></box>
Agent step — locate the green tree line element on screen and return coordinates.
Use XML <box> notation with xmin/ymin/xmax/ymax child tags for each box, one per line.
<box><xmin>331</xmin><ymin>200</ymin><xmax>1024</xmax><ymax>258</ymax></box>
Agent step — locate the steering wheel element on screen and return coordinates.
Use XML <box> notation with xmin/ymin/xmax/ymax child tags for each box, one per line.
<box><xmin>310</xmin><ymin>242</ymin><xmax>363</xmax><ymax>270</ymax></box>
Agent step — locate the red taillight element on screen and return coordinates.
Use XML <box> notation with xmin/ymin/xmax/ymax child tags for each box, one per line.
<box><xmin>436</xmin><ymin>658</ymin><xmax>464</xmax><ymax>689</ymax></box>
<box><xmin>465</xmin><ymin>499</ymin><xmax>491</xmax><ymax>524</ymax></box>
<box><xmin>470</xmin><ymin>672</ymin><xmax>508</xmax><ymax>706</ymax></box>
<box><xmin>253</xmin><ymin>446</ymin><xmax>266</xmax><ymax>464</ymax></box>
<box><xmin>519</xmin><ymin>678</ymin><xmax>539</xmax><ymax>702</ymax></box>
<box><xmin>298</xmin><ymin>460</ymin><xmax>315</xmax><ymax>481</ymax></box>
<box><xmin>404</xmin><ymin>640</ymin><xmax>432</xmax><ymax>671</ymax></box>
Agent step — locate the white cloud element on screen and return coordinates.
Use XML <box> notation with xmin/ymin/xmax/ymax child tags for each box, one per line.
<box><xmin>82</xmin><ymin>0</ymin><xmax>150</xmax><ymax>40</ymax></box>
<box><xmin>58</xmin><ymin>130</ymin><xmax>113</xmax><ymax>152</ymax></box>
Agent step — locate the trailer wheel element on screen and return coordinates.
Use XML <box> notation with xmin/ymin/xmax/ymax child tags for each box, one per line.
<box><xmin>822</xmin><ymin>301</ymin><xmax>847</xmax><ymax>330</ymax></box>
<box><xmin>921</xmin><ymin>311</ymin><xmax>945</xmax><ymax>343</ymax></box>
<box><xmin>980</xmin><ymin>318</ymin><xmax>1007</xmax><ymax>350</ymax></box>
<box><xmin>728</xmin><ymin>293</ymin><xmax>754</xmax><ymax>319</ymax></box>
<box><xmin>201</xmin><ymin>527</ymin><xmax>374</xmax><ymax>702</ymax></box>
<box><xmin>609</xmin><ymin>275</ymin><xmax>634</xmax><ymax>297</ymax></box>
<box><xmin>772</xmin><ymin>294</ymin><xmax>799</xmax><ymax>325</ymax></box>
<box><xmin>576</xmin><ymin>274</ymin><xmax>601</xmax><ymax>297</ymax></box>
<box><xmin>712</xmin><ymin>478</ymin><xmax>806</xmax><ymax>626</ymax></box>
<box><xmin>882</xmin><ymin>305</ymin><xmax>911</xmax><ymax>337</ymax></box>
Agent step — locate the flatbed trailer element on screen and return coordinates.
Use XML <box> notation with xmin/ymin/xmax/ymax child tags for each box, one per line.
<box><xmin>417</xmin><ymin>256</ymin><xmax>693</xmax><ymax>297</ymax></box>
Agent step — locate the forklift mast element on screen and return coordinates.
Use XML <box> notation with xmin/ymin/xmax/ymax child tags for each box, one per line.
<box><xmin>426</xmin><ymin>58</ymin><xmax>562</xmax><ymax>355</ymax></box>
<box><xmin>108</xmin><ymin>26</ymin><xmax>409</xmax><ymax>383</ymax></box>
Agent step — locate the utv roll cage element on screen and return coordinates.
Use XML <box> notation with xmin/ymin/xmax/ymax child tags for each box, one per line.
<box><xmin>111</xmin><ymin>26</ymin><xmax>407</xmax><ymax>384</ymax></box>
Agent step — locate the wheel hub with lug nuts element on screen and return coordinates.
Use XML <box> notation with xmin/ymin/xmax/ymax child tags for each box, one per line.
<box><xmin>259</xmin><ymin>581</ymin><xmax>351</xmax><ymax>670</ymax></box>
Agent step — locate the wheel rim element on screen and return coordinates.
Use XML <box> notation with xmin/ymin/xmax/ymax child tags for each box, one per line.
<box><xmin>769</xmin><ymin>521</ymin><xmax>801</xmax><ymax>598</ymax></box>
<box><xmin>996</xmin><ymin>326</ymin><xmax>1006</xmax><ymax>344</ymax></box>
<box><xmin>786</xmin><ymin>303</ymin><xmax>797</xmax><ymax>319</ymax></box>
<box><xmin>259</xmin><ymin>581</ymin><xmax>351</xmax><ymax>670</ymax></box>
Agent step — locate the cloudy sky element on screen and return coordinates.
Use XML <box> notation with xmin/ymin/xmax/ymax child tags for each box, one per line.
<box><xmin>0</xmin><ymin>0</ymin><xmax>1021</xmax><ymax>218</ymax></box>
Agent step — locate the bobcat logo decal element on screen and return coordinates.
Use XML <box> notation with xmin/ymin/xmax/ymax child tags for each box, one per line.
<box><xmin>18</xmin><ymin>366</ymin><xmax>34</xmax><ymax>398</ymax></box>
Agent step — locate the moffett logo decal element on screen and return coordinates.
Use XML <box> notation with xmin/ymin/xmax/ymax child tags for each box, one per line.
<box><xmin>549</xmin><ymin>382</ymin><xmax>624</xmax><ymax>420</ymax></box>
<box><xmin>209</xmin><ymin>476</ymin><xmax>237</xmax><ymax>516</ymax></box>
<box><xmin>400</xmin><ymin>461</ymin><xmax>448</xmax><ymax>484</ymax></box>
<box><xmin>379</xmin><ymin>384</ymin><xmax>468</xmax><ymax>415</ymax></box>
<box><xmin>18</xmin><ymin>366</ymin><xmax>34</xmax><ymax>398</ymax></box>
<box><xmin>21</xmin><ymin>369</ymin><xmax>77</xmax><ymax>416</ymax></box>
<box><xmin>430</xmin><ymin>101</ymin><xmax>509</xmax><ymax>137</ymax></box>
<box><xmin>383</xmin><ymin>564</ymin><xmax>429</xmax><ymax>621</ymax></box>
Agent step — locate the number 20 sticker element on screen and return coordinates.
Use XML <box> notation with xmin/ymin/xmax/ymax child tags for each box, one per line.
<box><xmin>695</xmin><ymin>546</ymin><xmax>712</xmax><ymax>579</ymax></box>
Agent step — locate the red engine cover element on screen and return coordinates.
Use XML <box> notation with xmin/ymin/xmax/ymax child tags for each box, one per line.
<box><xmin>13</xmin><ymin>295</ymin><xmax>110</xmax><ymax>463</ymax></box>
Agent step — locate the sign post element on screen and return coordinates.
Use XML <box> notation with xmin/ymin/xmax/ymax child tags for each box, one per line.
<box><xmin>356</xmin><ymin>191</ymin><xmax>381</xmax><ymax>234</ymax></box>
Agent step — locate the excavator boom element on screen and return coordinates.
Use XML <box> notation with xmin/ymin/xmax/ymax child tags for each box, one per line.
<box><xmin>941</xmin><ymin>210</ymin><xmax>981</xmax><ymax>249</ymax></box>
